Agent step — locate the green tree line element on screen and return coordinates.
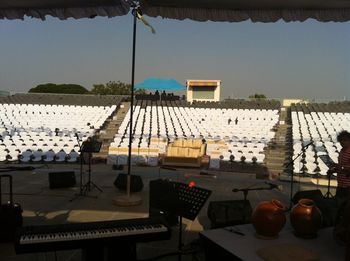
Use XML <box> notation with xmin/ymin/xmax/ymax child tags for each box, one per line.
<box><xmin>29</xmin><ymin>81</ymin><xmax>146</xmax><ymax>95</ymax></box>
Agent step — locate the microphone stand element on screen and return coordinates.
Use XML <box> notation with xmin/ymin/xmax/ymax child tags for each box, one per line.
<box><xmin>70</xmin><ymin>134</ymin><xmax>85</xmax><ymax>202</ymax></box>
<box><xmin>285</xmin><ymin>142</ymin><xmax>313</xmax><ymax>210</ymax></box>
<box><xmin>232</xmin><ymin>184</ymin><xmax>276</xmax><ymax>223</ymax></box>
<box><xmin>76</xmin><ymin>134</ymin><xmax>83</xmax><ymax>195</ymax></box>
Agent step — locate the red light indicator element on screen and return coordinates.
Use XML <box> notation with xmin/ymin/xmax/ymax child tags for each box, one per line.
<box><xmin>188</xmin><ymin>181</ymin><xmax>196</xmax><ymax>188</ymax></box>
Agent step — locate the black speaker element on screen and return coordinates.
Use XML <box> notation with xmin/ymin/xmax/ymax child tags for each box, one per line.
<box><xmin>149</xmin><ymin>179</ymin><xmax>178</xmax><ymax>226</ymax></box>
<box><xmin>292</xmin><ymin>189</ymin><xmax>324</xmax><ymax>204</ymax></box>
<box><xmin>48</xmin><ymin>171</ymin><xmax>76</xmax><ymax>189</ymax></box>
<box><xmin>114</xmin><ymin>173</ymin><xmax>143</xmax><ymax>192</ymax></box>
<box><xmin>292</xmin><ymin>189</ymin><xmax>336</xmax><ymax>227</ymax></box>
<box><xmin>207</xmin><ymin>200</ymin><xmax>252</xmax><ymax>229</ymax></box>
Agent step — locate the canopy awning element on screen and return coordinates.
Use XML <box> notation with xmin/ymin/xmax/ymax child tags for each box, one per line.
<box><xmin>140</xmin><ymin>0</ymin><xmax>350</xmax><ymax>22</ymax></box>
<box><xmin>135</xmin><ymin>78</ymin><xmax>186</xmax><ymax>91</ymax></box>
<box><xmin>0</xmin><ymin>0</ymin><xmax>131</xmax><ymax>20</ymax></box>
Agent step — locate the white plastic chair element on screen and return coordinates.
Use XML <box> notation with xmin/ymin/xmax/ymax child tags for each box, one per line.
<box><xmin>67</xmin><ymin>150</ymin><xmax>79</xmax><ymax>163</ymax></box>
<box><xmin>19</xmin><ymin>150</ymin><xmax>33</xmax><ymax>163</ymax></box>
<box><xmin>55</xmin><ymin>150</ymin><xmax>67</xmax><ymax>162</ymax></box>
<box><xmin>43</xmin><ymin>150</ymin><xmax>56</xmax><ymax>162</ymax></box>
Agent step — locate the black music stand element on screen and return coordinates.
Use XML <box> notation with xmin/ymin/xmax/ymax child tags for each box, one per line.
<box><xmin>81</xmin><ymin>140</ymin><xmax>103</xmax><ymax>195</ymax></box>
<box><xmin>150</xmin><ymin>180</ymin><xmax>211</xmax><ymax>261</ymax></box>
<box><xmin>71</xmin><ymin>139</ymin><xmax>103</xmax><ymax>202</ymax></box>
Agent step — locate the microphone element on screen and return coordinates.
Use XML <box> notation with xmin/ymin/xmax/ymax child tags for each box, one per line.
<box><xmin>232</xmin><ymin>188</ymin><xmax>240</xmax><ymax>192</ymax></box>
<box><xmin>303</xmin><ymin>141</ymin><xmax>313</xmax><ymax>149</ymax></box>
<box><xmin>265</xmin><ymin>182</ymin><xmax>283</xmax><ymax>191</ymax></box>
<box><xmin>75</xmin><ymin>133</ymin><xmax>79</xmax><ymax>139</ymax></box>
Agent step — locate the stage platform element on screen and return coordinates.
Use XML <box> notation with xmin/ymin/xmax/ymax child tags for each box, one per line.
<box><xmin>0</xmin><ymin>162</ymin><xmax>341</xmax><ymax>260</ymax></box>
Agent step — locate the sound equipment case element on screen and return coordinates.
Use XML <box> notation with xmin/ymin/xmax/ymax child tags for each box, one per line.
<box><xmin>207</xmin><ymin>200</ymin><xmax>252</xmax><ymax>228</ymax></box>
<box><xmin>0</xmin><ymin>174</ymin><xmax>23</xmax><ymax>242</ymax></box>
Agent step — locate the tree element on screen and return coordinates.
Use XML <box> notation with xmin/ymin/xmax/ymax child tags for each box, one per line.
<box><xmin>249</xmin><ymin>93</ymin><xmax>267</xmax><ymax>99</ymax></box>
<box><xmin>90</xmin><ymin>81</ymin><xmax>146</xmax><ymax>95</ymax></box>
<box><xmin>29</xmin><ymin>83</ymin><xmax>88</xmax><ymax>94</ymax></box>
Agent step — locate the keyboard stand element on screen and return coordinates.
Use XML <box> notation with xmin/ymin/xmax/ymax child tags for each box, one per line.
<box><xmin>83</xmin><ymin>242</ymin><xmax>136</xmax><ymax>261</ymax></box>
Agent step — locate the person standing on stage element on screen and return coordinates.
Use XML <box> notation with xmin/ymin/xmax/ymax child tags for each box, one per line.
<box><xmin>328</xmin><ymin>130</ymin><xmax>350</xmax><ymax>201</ymax></box>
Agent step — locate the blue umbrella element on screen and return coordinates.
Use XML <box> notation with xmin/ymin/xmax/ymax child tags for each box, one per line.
<box><xmin>135</xmin><ymin>78</ymin><xmax>185</xmax><ymax>91</ymax></box>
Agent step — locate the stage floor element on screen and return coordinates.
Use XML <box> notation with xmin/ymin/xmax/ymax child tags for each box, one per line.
<box><xmin>0</xmin><ymin>162</ymin><xmax>339</xmax><ymax>261</ymax></box>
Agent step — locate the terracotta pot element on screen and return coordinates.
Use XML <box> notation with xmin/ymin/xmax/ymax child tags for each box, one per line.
<box><xmin>252</xmin><ymin>199</ymin><xmax>287</xmax><ymax>239</ymax></box>
<box><xmin>290</xmin><ymin>198</ymin><xmax>322</xmax><ymax>239</ymax></box>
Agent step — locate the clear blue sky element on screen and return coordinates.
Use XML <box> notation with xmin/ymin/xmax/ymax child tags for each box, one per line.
<box><xmin>1</xmin><ymin>14</ymin><xmax>350</xmax><ymax>101</ymax></box>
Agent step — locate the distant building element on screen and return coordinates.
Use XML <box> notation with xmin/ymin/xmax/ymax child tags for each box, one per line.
<box><xmin>0</xmin><ymin>90</ymin><xmax>10</xmax><ymax>96</ymax></box>
<box><xmin>282</xmin><ymin>99</ymin><xmax>309</xmax><ymax>107</ymax></box>
<box><xmin>186</xmin><ymin>80</ymin><xmax>221</xmax><ymax>103</ymax></box>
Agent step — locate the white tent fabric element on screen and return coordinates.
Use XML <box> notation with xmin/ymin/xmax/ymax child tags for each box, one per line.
<box><xmin>2</xmin><ymin>0</ymin><xmax>350</xmax><ymax>22</ymax></box>
<box><xmin>0</xmin><ymin>0</ymin><xmax>131</xmax><ymax>20</ymax></box>
<box><xmin>140</xmin><ymin>0</ymin><xmax>350</xmax><ymax>22</ymax></box>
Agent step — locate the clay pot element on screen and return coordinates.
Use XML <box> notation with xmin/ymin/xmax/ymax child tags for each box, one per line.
<box><xmin>290</xmin><ymin>198</ymin><xmax>322</xmax><ymax>239</ymax></box>
<box><xmin>252</xmin><ymin>199</ymin><xmax>287</xmax><ymax>239</ymax></box>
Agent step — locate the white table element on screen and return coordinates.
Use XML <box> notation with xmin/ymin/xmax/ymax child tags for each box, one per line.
<box><xmin>200</xmin><ymin>224</ymin><xmax>345</xmax><ymax>260</ymax></box>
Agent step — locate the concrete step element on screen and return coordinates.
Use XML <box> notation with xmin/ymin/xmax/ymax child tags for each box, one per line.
<box><xmin>104</xmin><ymin>130</ymin><xmax>118</xmax><ymax>135</ymax></box>
<box><xmin>266</xmin><ymin>147</ymin><xmax>285</xmax><ymax>153</ymax></box>
<box><xmin>94</xmin><ymin>102</ymin><xmax>130</xmax><ymax>159</ymax></box>
<box><xmin>266</xmin><ymin>162</ymin><xmax>284</xmax><ymax>168</ymax></box>
<box><xmin>266</xmin><ymin>167</ymin><xmax>284</xmax><ymax>174</ymax></box>
<box><xmin>92</xmin><ymin>153</ymin><xmax>107</xmax><ymax>159</ymax></box>
<box><xmin>265</xmin><ymin>151</ymin><xmax>287</xmax><ymax>160</ymax></box>
<box><xmin>104</xmin><ymin>124</ymin><xmax>118</xmax><ymax>128</ymax></box>
<box><xmin>268</xmin><ymin>158</ymin><xmax>286</xmax><ymax>164</ymax></box>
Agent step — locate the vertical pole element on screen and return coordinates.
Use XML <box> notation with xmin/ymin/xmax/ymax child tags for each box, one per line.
<box><xmin>178</xmin><ymin>216</ymin><xmax>182</xmax><ymax>261</ymax></box>
<box><xmin>289</xmin><ymin>171</ymin><xmax>294</xmax><ymax>209</ymax></box>
<box><xmin>79</xmin><ymin>141</ymin><xmax>83</xmax><ymax>195</ymax></box>
<box><xmin>127</xmin><ymin>6</ymin><xmax>137</xmax><ymax>198</ymax></box>
<box><xmin>88</xmin><ymin>152</ymin><xmax>92</xmax><ymax>191</ymax></box>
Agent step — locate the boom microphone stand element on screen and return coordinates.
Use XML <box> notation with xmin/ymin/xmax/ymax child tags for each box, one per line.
<box><xmin>232</xmin><ymin>182</ymin><xmax>281</xmax><ymax>223</ymax></box>
<box><xmin>77</xmin><ymin>134</ymin><xmax>83</xmax><ymax>195</ymax></box>
<box><xmin>285</xmin><ymin>141</ymin><xmax>313</xmax><ymax>209</ymax></box>
<box><xmin>70</xmin><ymin>134</ymin><xmax>84</xmax><ymax>202</ymax></box>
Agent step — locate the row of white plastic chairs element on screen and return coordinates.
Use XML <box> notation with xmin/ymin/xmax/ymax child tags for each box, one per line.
<box><xmin>123</xmin><ymin>106</ymin><xmax>278</xmax><ymax>132</ymax></box>
<box><xmin>0</xmin><ymin>103</ymin><xmax>117</xmax><ymax>135</ymax></box>
<box><xmin>0</xmin><ymin>148</ymin><xmax>80</xmax><ymax>163</ymax></box>
<box><xmin>291</xmin><ymin>109</ymin><xmax>350</xmax><ymax>177</ymax></box>
<box><xmin>116</xmin><ymin>105</ymin><xmax>278</xmax><ymax>144</ymax></box>
<box><xmin>0</xmin><ymin>128</ymin><xmax>90</xmax><ymax>160</ymax></box>
<box><xmin>292</xmin><ymin>111</ymin><xmax>350</xmax><ymax>143</ymax></box>
<box><xmin>0</xmin><ymin>103</ymin><xmax>117</xmax><ymax>114</ymax></box>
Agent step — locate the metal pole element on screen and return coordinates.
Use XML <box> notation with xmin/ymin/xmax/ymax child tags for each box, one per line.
<box><xmin>113</xmin><ymin>4</ymin><xmax>142</xmax><ymax>207</ymax></box>
<box><xmin>126</xmin><ymin>6</ymin><xmax>137</xmax><ymax>198</ymax></box>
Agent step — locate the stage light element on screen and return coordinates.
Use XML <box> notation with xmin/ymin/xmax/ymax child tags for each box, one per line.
<box><xmin>188</xmin><ymin>181</ymin><xmax>196</xmax><ymax>188</ymax></box>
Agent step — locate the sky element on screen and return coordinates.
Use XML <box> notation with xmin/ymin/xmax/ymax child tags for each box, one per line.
<box><xmin>1</xmin><ymin>14</ymin><xmax>350</xmax><ymax>101</ymax></box>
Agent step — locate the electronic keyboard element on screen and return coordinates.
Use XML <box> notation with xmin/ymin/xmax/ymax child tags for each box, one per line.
<box><xmin>15</xmin><ymin>217</ymin><xmax>171</xmax><ymax>254</ymax></box>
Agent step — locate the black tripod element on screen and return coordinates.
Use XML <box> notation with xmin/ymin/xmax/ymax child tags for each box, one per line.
<box><xmin>80</xmin><ymin>149</ymin><xmax>103</xmax><ymax>195</ymax></box>
<box><xmin>71</xmin><ymin>137</ymin><xmax>102</xmax><ymax>201</ymax></box>
<box><xmin>80</xmin><ymin>140</ymin><xmax>103</xmax><ymax>195</ymax></box>
<box><xmin>324</xmin><ymin>172</ymin><xmax>335</xmax><ymax>199</ymax></box>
